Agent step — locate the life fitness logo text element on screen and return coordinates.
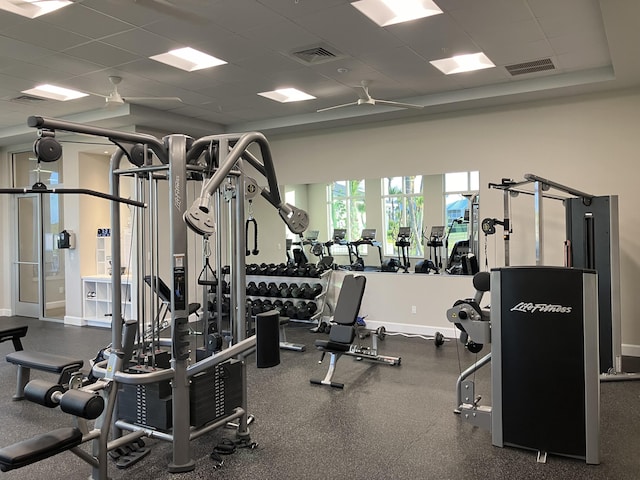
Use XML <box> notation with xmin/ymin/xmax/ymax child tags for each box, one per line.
<box><xmin>510</xmin><ymin>302</ymin><xmax>572</xmax><ymax>314</ymax></box>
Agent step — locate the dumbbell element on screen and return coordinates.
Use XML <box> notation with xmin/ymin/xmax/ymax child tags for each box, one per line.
<box><xmin>307</xmin><ymin>264</ymin><xmax>319</xmax><ymax>277</ymax></box>
<box><xmin>273</xmin><ymin>299</ymin><xmax>284</xmax><ymax>315</ymax></box>
<box><xmin>262</xmin><ymin>299</ymin><xmax>273</xmax><ymax>311</ymax></box>
<box><xmin>283</xmin><ymin>300</ymin><xmax>297</xmax><ymax>319</ymax></box>
<box><xmin>285</xmin><ymin>265</ymin><xmax>298</xmax><ymax>276</ymax></box>
<box><xmin>251</xmin><ymin>299</ymin><xmax>264</xmax><ymax>316</ymax></box>
<box><xmin>296</xmin><ymin>265</ymin><xmax>309</xmax><ymax>277</ymax></box>
<box><xmin>247</xmin><ymin>281</ymin><xmax>259</xmax><ymax>296</ymax></box>
<box><xmin>246</xmin><ymin>263</ymin><xmax>259</xmax><ymax>275</ymax></box>
<box><xmin>268</xmin><ymin>282</ymin><xmax>280</xmax><ymax>297</ymax></box>
<box><xmin>258</xmin><ymin>281</ymin><xmax>269</xmax><ymax>296</ymax></box>
<box><xmin>285</xmin><ymin>283</ymin><xmax>298</xmax><ymax>298</ymax></box>
<box><xmin>308</xmin><ymin>283</ymin><xmax>323</xmax><ymax>299</ymax></box>
<box><xmin>258</xmin><ymin>263</ymin><xmax>270</xmax><ymax>275</ymax></box>
<box><xmin>296</xmin><ymin>301</ymin><xmax>312</xmax><ymax>320</ymax></box>
<box><xmin>276</xmin><ymin>263</ymin><xmax>288</xmax><ymax>276</ymax></box>
<box><xmin>291</xmin><ymin>283</ymin><xmax>305</xmax><ymax>298</ymax></box>
<box><xmin>266</xmin><ymin>263</ymin><xmax>278</xmax><ymax>275</ymax></box>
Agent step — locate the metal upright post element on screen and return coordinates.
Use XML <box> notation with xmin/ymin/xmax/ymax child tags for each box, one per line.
<box><xmin>166</xmin><ymin>134</ymin><xmax>195</xmax><ymax>473</ymax></box>
<box><xmin>533</xmin><ymin>180</ymin><xmax>544</xmax><ymax>265</ymax></box>
<box><xmin>502</xmin><ymin>189</ymin><xmax>511</xmax><ymax>266</ymax></box>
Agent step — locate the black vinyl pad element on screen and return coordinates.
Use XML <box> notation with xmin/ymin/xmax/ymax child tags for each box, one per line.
<box><xmin>6</xmin><ymin>351</ymin><xmax>83</xmax><ymax>373</ymax></box>
<box><xmin>0</xmin><ymin>427</ymin><xmax>82</xmax><ymax>472</ymax></box>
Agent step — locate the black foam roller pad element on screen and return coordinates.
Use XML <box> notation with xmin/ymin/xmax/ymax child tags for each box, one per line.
<box><xmin>256</xmin><ymin>309</ymin><xmax>280</xmax><ymax>368</ymax></box>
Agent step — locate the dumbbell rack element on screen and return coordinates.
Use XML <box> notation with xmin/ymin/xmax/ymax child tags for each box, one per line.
<box><xmin>245</xmin><ymin>268</ymin><xmax>332</xmax><ymax>326</ymax></box>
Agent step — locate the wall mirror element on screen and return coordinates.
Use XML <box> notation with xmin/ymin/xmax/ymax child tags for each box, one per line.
<box><xmin>284</xmin><ymin>171</ymin><xmax>480</xmax><ymax>272</ymax></box>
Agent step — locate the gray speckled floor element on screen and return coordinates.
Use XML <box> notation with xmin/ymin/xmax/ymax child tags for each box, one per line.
<box><xmin>0</xmin><ymin>316</ymin><xmax>639</xmax><ymax>480</ymax></box>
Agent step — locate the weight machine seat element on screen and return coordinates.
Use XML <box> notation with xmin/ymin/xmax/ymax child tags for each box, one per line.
<box><xmin>6</xmin><ymin>351</ymin><xmax>84</xmax><ymax>400</ymax></box>
<box><xmin>6</xmin><ymin>351</ymin><xmax>83</xmax><ymax>374</ymax></box>
<box><xmin>143</xmin><ymin>275</ymin><xmax>201</xmax><ymax>316</ymax></box>
<box><xmin>314</xmin><ymin>275</ymin><xmax>367</xmax><ymax>353</ymax></box>
<box><xmin>0</xmin><ymin>427</ymin><xmax>82</xmax><ymax>472</ymax></box>
<box><xmin>0</xmin><ymin>324</ymin><xmax>28</xmax><ymax>351</ymax></box>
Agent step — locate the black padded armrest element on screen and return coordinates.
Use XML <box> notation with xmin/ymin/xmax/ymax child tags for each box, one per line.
<box><xmin>0</xmin><ymin>427</ymin><xmax>82</xmax><ymax>472</ymax></box>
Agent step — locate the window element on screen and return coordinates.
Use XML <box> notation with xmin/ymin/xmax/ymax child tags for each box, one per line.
<box><xmin>327</xmin><ymin>180</ymin><xmax>366</xmax><ymax>252</ymax></box>
<box><xmin>444</xmin><ymin>171</ymin><xmax>479</xmax><ymax>255</ymax></box>
<box><xmin>382</xmin><ymin>176</ymin><xmax>424</xmax><ymax>257</ymax></box>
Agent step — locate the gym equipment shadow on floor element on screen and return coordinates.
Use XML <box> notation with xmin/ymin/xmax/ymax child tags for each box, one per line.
<box><xmin>0</xmin><ymin>316</ymin><xmax>639</xmax><ymax>480</ymax></box>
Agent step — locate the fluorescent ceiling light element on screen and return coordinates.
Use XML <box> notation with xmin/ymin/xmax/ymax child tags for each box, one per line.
<box><xmin>22</xmin><ymin>84</ymin><xmax>89</xmax><ymax>101</ymax></box>
<box><xmin>150</xmin><ymin>47</ymin><xmax>227</xmax><ymax>72</ymax></box>
<box><xmin>258</xmin><ymin>88</ymin><xmax>316</xmax><ymax>103</ymax></box>
<box><xmin>351</xmin><ymin>0</ymin><xmax>442</xmax><ymax>27</ymax></box>
<box><xmin>0</xmin><ymin>0</ymin><xmax>72</xmax><ymax>18</ymax></box>
<box><xmin>430</xmin><ymin>53</ymin><xmax>496</xmax><ymax>74</ymax></box>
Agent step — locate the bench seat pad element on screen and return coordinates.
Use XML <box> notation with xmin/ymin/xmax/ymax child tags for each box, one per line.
<box><xmin>0</xmin><ymin>427</ymin><xmax>82</xmax><ymax>472</ymax></box>
<box><xmin>6</xmin><ymin>351</ymin><xmax>83</xmax><ymax>373</ymax></box>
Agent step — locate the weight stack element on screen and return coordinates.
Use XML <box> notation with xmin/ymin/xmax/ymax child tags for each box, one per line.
<box><xmin>118</xmin><ymin>381</ymin><xmax>172</xmax><ymax>431</ymax></box>
<box><xmin>491</xmin><ymin>266</ymin><xmax>599</xmax><ymax>464</ymax></box>
<box><xmin>190</xmin><ymin>359</ymin><xmax>243</xmax><ymax>427</ymax></box>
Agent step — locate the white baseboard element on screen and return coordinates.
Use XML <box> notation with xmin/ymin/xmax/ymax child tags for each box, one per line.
<box><xmin>0</xmin><ymin>308</ymin><xmax>12</xmax><ymax>317</ymax></box>
<box><xmin>64</xmin><ymin>316</ymin><xmax>87</xmax><ymax>326</ymax></box>
<box><xmin>622</xmin><ymin>344</ymin><xmax>640</xmax><ymax>357</ymax></box>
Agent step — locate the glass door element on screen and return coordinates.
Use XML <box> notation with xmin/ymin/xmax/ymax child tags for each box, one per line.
<box><xmin>12</xmin><ymin>152</ymin><xmax>66</xmax><ymax>320</ymax></box>
<box><xmin>14</xmin><ymin>194</ymin><xmax>40</xmax><ymax>318</ymax></box>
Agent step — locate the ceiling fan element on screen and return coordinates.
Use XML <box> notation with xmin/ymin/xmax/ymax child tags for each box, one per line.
<box><xmin>317</xmin><ymin>81</ymin><xmax>424</xmax><ymax>113</ymax></box>
<box><xmin>95</xmin><ymin>76</ymin><xmax>183</xmax><ymax>108</ymax></box>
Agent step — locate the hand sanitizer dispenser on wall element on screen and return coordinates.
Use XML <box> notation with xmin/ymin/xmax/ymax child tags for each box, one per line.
<box><xmin>57</xmin><ymin>229</ymin><xmax>76</xmax><ymax>249</ymax></box>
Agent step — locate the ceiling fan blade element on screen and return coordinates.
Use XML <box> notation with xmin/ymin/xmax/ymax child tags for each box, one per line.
<box><xmin>316</xmin><ymin>102</ymin><xmax>359</xmax><ymax>113</ymax></box>
<box><xmin>124</xmin><ymin>96</ymin><xmax>183</xmax><ymax>103</ymax></box>
<box><xmin>374</xmin><ymin>99</ymin><xmax>424</xmax><ymax>109</ymax></box>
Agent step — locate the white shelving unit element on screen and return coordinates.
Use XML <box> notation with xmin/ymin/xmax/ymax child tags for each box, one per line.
<box><xmin>82</xmin><ymin>275</ymin><xmax>135</xmax><ymax>327</ymax></box>
<box><xmin>96</xmin><ymin>236</ymin><xmax>111</xmax><ymax>276</ymax></box>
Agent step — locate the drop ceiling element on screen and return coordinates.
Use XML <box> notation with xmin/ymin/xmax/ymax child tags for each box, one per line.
<box><xmin>0</xmin><ymin>0</ymin><xmax>637</xmax><ymax>147</ymax></box>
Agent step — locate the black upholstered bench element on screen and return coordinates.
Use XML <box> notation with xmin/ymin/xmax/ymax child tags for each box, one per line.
<box><xmin>6</xmin><ymin>351</ymin><xmax>84</xmax><ymax>400</ymax></box>
<box><xmin>0</xmin><ymin>324</ymin><xmax>28</xmax><ymax>351</ymax></box>
<box><xmin>0</xmin><ymin>427</ymin><xmax>82</xmax><ymax>472</ymax></box>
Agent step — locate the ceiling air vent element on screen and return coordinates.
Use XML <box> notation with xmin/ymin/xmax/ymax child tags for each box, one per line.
<box><xmin>505</xmin><ymin>58</ymin><xmax>555</xmax><ymax>76</ymax></box>
<box><xmin>10</xmin><ymin>94</ymin><xmax>48</xmax><ymax>103</ymax></box>
<box><xmin>289</xmin><ymin>44</ymin><xmax>344</xmax><ymax>65</ymax></box>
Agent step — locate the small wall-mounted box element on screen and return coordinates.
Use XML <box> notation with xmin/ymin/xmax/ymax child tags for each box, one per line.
<box><xmin>57</xmin><ymin>229</ymin><xmax>76</xmax><ymax>249</ymax></box>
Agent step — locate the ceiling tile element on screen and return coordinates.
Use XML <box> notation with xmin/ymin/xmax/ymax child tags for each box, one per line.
<box><xmin>0</xmin><ymin>36</ymin><xmax>54</xmax><ymax>62</ymax></box>
<box><xmin>37</xmin><ymin>3</ymin><xmax>135</xmax><ymax>39</ymax></box>
<box><xmin>388</xmin><ymin>13</ymin><xmax>478</xmax><ymax>60</ymax></box>
<box><xmin>1</xmin><ymin>19</ymin><xmax>91</xmax><ymax>51</ymax></box>
<box><xmin>100</xmin><ymin>28</ymin><xmax>180</xmax><ymax>57</ymax></box>
<box><xmin>64</xmin><ymin>41</ymin><xmax>142</xmax><ymax>67</ymax></box>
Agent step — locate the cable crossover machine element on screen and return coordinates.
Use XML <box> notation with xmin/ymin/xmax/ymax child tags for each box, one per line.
<box><xmin>0</xmin><ymin>115</ymin><xmax>309</xmax><ymax>479</ymax></box>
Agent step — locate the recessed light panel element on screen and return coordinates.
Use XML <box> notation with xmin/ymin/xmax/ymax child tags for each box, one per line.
<box><xmin>22</xmin><ymin>84</ymin><xmax>89</xmax><ymax>101</ymax></box>
<box><xmin>150</xmin><ymin>47</ymin><xmax>227</xmax><ymax>72</ymax></box>
<box><xmin>351</xmin><ymin>0</ymin><xmax>442</xmax><ymax>27</ymax></box>
<box><xmin>430</xmin><ymin>53</ymin><xmax>496</xmax><ymax>74</ymax></box>
<box><xmin>258</xmin><ymin>88</ymin><xmax>316</xmax><ymax>103</ymax></box>
<box><xmin>0</xmin><ymin>0</ymin><xmax>72</xmax><ymax>18</ymax></box>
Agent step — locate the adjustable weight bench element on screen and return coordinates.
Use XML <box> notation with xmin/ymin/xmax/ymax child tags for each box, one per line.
<box><xmin>6</xmin><ymin>351</ymin><xmax>84</xmax><ymax>401</ymax></box>
<box><xmin>0</xmin><ymin>323</ymin><xmax>28</xmax><ymax>351</ymax></box>
<box><xmin>310</xmin><ymin>274</ymin><xmax>367</xmax><ymax>389</ymax></box>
